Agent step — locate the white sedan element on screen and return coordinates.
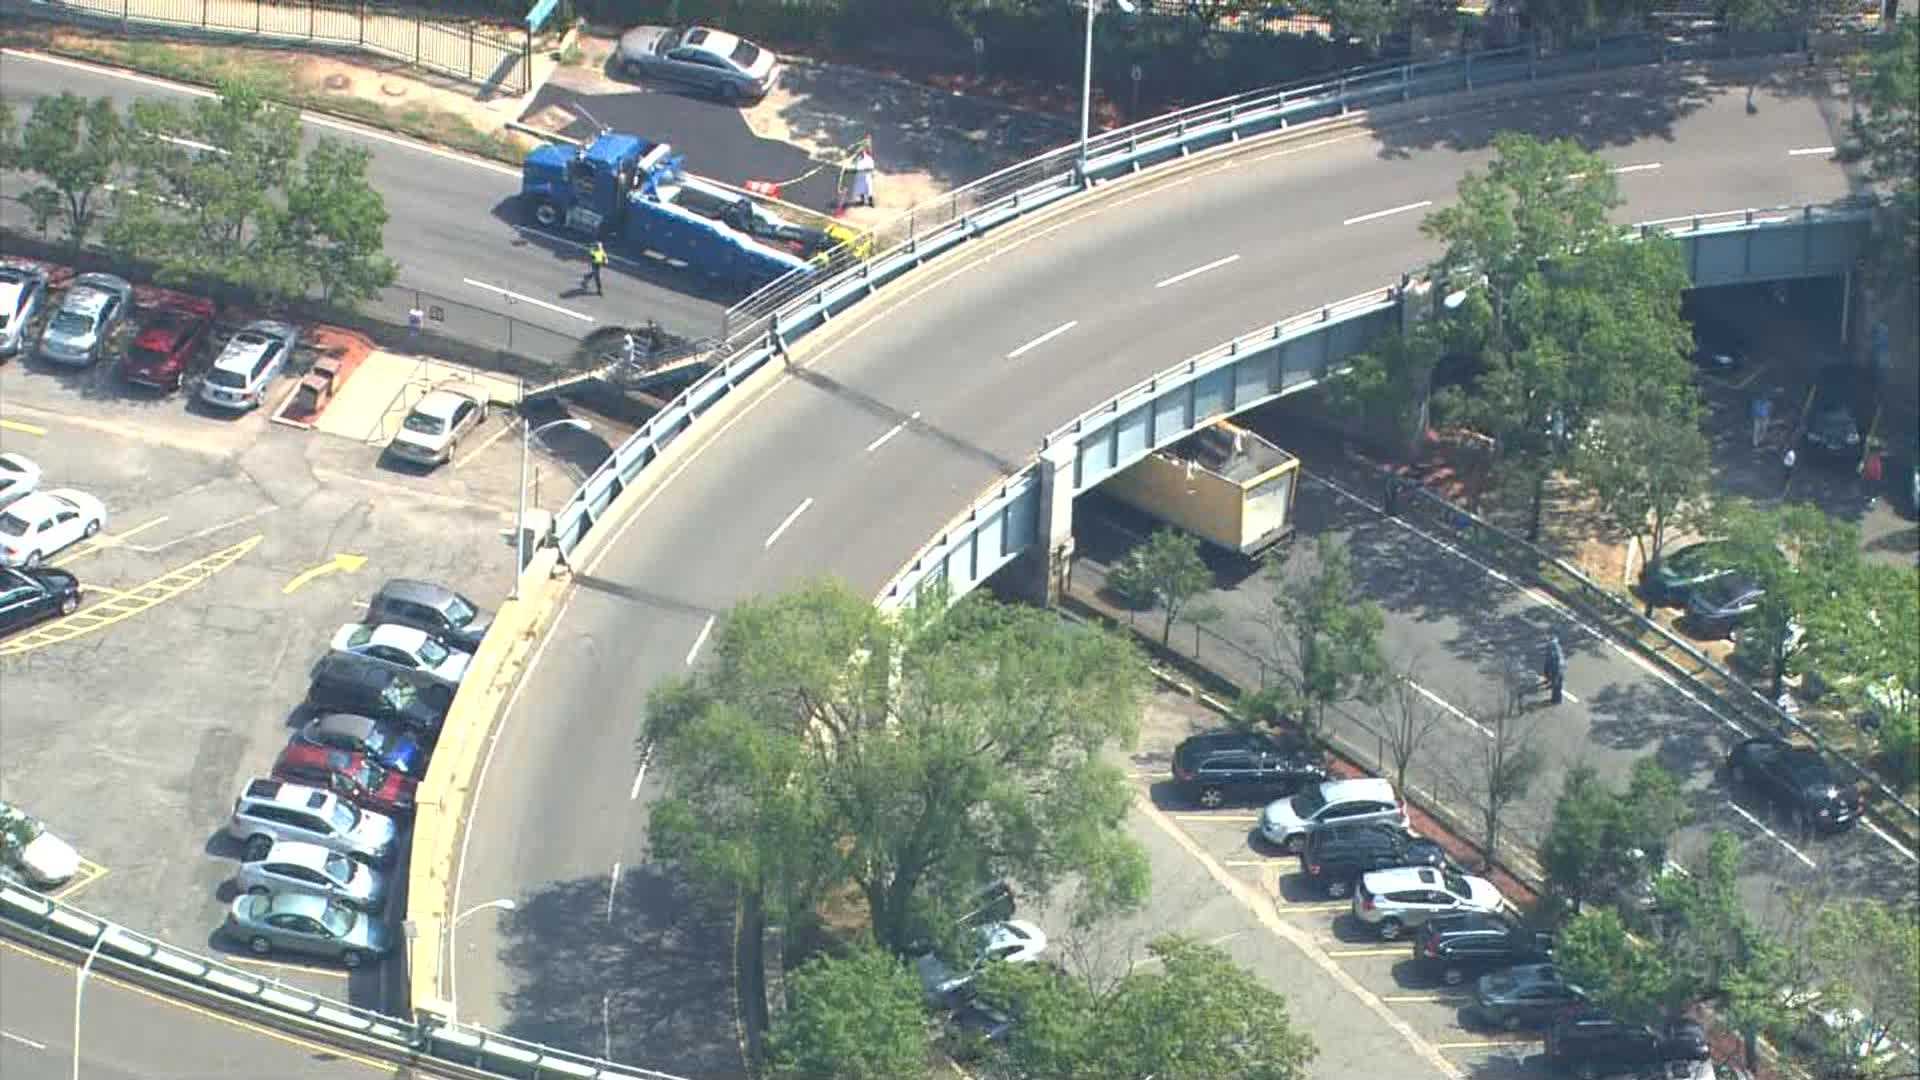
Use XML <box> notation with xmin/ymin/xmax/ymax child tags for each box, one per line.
<box><xmin>0</xmin><ymin>452</ymin><xmax>39</xmax><ymax>509</ymax></box>
<box><xmin>0</xmin><ymin>488</ymin><xmax>106</xmax><ymax>567</ymax></box>
<box><xmin>329</xmin><ymin>623</ymin><xmax>472</xmax><ymax>688</ymax></box>
<box><xmin>385</xmin><ymin>387</ymin><xmax>488</xmax><ymax>467</ymax></box>
<box><xmin>0</xmin><ymin>801</ymin><xmax>81</xmax><ymax>888</ymax></box>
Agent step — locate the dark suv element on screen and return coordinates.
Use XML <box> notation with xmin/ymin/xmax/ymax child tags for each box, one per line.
<box><xmin>307</xmin><ymin>654</ymin><xmax>452</xmax><ymax>740</ymax></box>
<box><xmin>1171</xmin><ymin>728</ymin><xmax>1325</xmax><ymax>809</ymax></box>
<box><xmin>1727</xmin><ymin>736</ymin><xmax>1863</xmax><ymax>834</ymax></box>
<box><xmin>1411</xmin><ymin>912</ymin><xmax>1553</xmax><ymax>986</ymax></box>
<box><xmin>1546</xmin><ymin>1009</ymin><xmax>1709</xmax><ymax>1078</ymax></box>
<box><xmin>1298</xmin><ymin>821</ymin><xmax>1446</xmax><ymax>898</ymax></box>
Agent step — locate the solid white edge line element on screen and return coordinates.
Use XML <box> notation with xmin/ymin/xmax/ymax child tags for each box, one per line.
<box><xmin>1154</xmin><ymin>253</ymin><xmax>1242</xmax><ymax>289</ymax></box>
<box><xmin>763</xmin><ymin>497</ymin><xmax>814</xmax><ymax>549</ymax></box>
<box><xmin>1610</xmin><ymin>162</ymin><xmax>1663</xmax><ymax>174</ymax></box>
<box><xmin>685</xmin><ymin>614</ymin><xmax>716</xmax><ymax>666</ymax></box>
<box><xmin>1343</xmin><ymin>199</ymin><xmax>1432</xmax><ymax>226</ymax></box>
<box><xmin>460</xmin><ymin>278</ymin><xmax>596</xmax><ymax>324</ymax></box>
<box><xmin>1006</xmin><ymin>320</ymin><xmax>1079</xmax><ymax>360</ymax></box>
<box><xmin>865</xmin><ymin>410</ymin><xmax>921</xmax><ymax>453</ymax></box>
<box><xmin>0</xmin><ymin>48</ymin><xmax>522</xmax><ymax>177</ymax></box>
<box><xmin>1787</xmin><ymin>146</ymin><xmax>1836</xmax><ymax>156</ymax></box>
<box><xmin>629</xmin><ymin>743</ymin><xmax>654</xmax><ymax>801</ymax></box>
<box><xmin>1309</xmin><ymin>474</ymin><xmax>1918</xmax><ymax>870</ymax></box>
<box><xmin>607</xmin><ymin>862</ymin><xmax>621</xmax><ymax>919</ymax></box>
<box><xmin>1406</xmin><ymin>679</ymin><xmax>1493</xmax><ymax>739</ymax></box>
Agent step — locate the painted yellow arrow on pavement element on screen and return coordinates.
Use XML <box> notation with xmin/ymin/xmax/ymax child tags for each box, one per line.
<box><xmin>283</xmin><ymin>553</ymin><xmax>369</xmax><ymax>595</ymax></box>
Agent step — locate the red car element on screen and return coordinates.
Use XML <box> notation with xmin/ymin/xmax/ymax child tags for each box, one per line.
<box><xmin>270</xmin><ymin>743</ymin><xmax>417</xmax><ymax>819</ymax></box>
<box><xmin>121</xmin><ymin>296</ymin><xmax>215</xmax><ymax>390</ymax></box>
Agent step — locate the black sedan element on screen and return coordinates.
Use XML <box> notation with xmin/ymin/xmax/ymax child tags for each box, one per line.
<box><xmin>1685</xmin><ymin>573</ymin><xmax>1764</xmax><ymax>638</ymax></box>
<box><xmin>0</xmin><ymin>565</ymin><xmax>81</xmax><ymax>637</ymax></box>
<box><xmin>1469</xmin><ymin>963</ymin><xmax>1586</xmax><ymax>1031</ymax></box>
<box><xmin>1727</xmin><ymin>736</ymin><xmax>1863</xmax><ymax>834</ymax></box>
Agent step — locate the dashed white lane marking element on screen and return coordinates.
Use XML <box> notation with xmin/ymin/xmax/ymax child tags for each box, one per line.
<box><xmin>1155</xmin><ymin>253</ymin><xmax>1242</xmax><ymax>289</ymax></box>
<box><xmin>1006</xmin><ymin>320</ymin><xmax>1079</xmax><ymax>360</ymax></box>
<box><xmin>763</xmin><ymin>497</ymin><xmax>814</xmax><ymax>549</ymax></box>
<box><xmin>462</xmin><ymin>279</ymin><xmax>595</xmax><ymax>323</ymax></box>
<box><xmin>1</xmin><ymin>1030</ymin><xmax>47</xmax><ymax>1050</ymax></box>
<box><xmin>1343</xmin><ymin>200</ymin><xmax>1432</xmax><ymax>226</ymax></box>
<box><xmin>1407</xmin><ymin>679</ymin><xmax>1493</xmax><ymax>739</ymax></box>
<box><xmin>1610</xmin><ymin>162</ymin><xmax>1663</xmax><ymax>174</ymax></box>
<box><xmin>1787</xmin><ymin>146</ymin><xmax>1835</xmax><ymax>156</ymax></box>
<box><xmin>630</xmin><ymin>743</ymin><xmax>654</xmax><ymax>801</ymax></box>
<box><xmin>607</xmin><ymin>862</ymin><xmax>622</xmax><ymax>919</ymax></box>
<box><xmin>1306</xmin><ymin>473</ymin><xmax>1907</xmax><ymax>870</ymax></box>
<box><xmin>865</xmin><ymin>411</ymin><xmax>922</xmax><ymax>453</ymax></box>
<box><xmin>685</xmin><ymin>614</ymin><xmax>716</xmax><ymax>666</ymax></box>
<box><xmin>1138</xmin><ymin>795</ymin><xmax>1465</xmax><ymax>1079</ymax></box>
<box><xmin>1724</xmin><ymin>801</ymin><xmax>1818</xmax><ymax>870</ymax></box>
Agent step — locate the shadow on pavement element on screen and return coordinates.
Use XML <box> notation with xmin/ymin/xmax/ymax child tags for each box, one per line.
<box><xmin>495</xmin><ymin>867</ymin><xmax>747</xmax><ymax>1079</ymax></box>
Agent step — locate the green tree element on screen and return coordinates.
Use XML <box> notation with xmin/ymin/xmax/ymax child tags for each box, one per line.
<box><xmin>0</xmin><ymin>100</ymin><xmax>17</xmax><ymax>171</ymax></box>
<box><xmin>976</xmin><ymin>936</ymin><xmax>1317</xmax><ymax>1080</ymax></box>
<box><xmin>1846</xmin><ymin>17</ymin><xmax>1919</xmax><ymax>291</ymax></box>
<box><xmin>1541</xmin><ymin>757</ymin><xmax>1687</xmax><ymax>917</ymax></box>
<box><xmin>111</xmin><ymin>80</ymin><xmax>305</xmax><ymax>298</ymax></box>
<box><xmin>1326</xmin><ymin>319</ymin><xmax>1445</xmax><ymax>459</ymax></box>
<box><xmin>1574</xmin><ymin>408</ymin><xmax>1711</xmax><ymax>615</ymax></box>
<box><xmin>1713</xmin><ymin>499</ymin><xmax>1861</xmax><ymax>697</ymax></box>
<box><xmin>645</xmin><ymin>580</ymin><xmax>1150</xmax><ymax>955</ymax></box>
<box><xmin>767</xmin><ymin>940</ymin><xmax>930</xmax><ymax>1080</ymax></box>
<box><xmin>1122</xmin><ymin>527</ymin><xmax>1213</xmax><ymax>647</ymax></box>
<box><xmin>1257</xmin><ymin>535</ymin><xmax>1387</xmax><ymax>748</ymax></box>
<box><xmin>277</xmin><ymin>138</ymin><xmax>398</xmax><ymax>306</ymax></box>
<box><xmin>16</xmin><ymin>93</ymin><xmax>125</xmax><ymax>250</ymax></box>
<box><xmin>1801</xmin><ymin>899</ymin><xmax>1920</xmax><ymax>1077</ymax></box>
<box><xmin>1376</xmin><ymin>653</ymin><xmax>1442</xmax><ymax>794</ymax></box>
<box><xmin>1423</xmin><ymin>135</ymin><xmax>1696</xmax><ymax>539</ymax></box>
<box><xmin>1453</xmin><ymin>680</ymin><xmax>1544</xmax><ymax>869</ymax></box>
<box><xmin>1556</xmin><ymin>906</ymin><xmax>1675</xmax><ymax>1024</ymax></box>
<box><xmin>1802</xmin><ymin>562</ymin><xmax>1919</xmax><ymax>781</ymax></box>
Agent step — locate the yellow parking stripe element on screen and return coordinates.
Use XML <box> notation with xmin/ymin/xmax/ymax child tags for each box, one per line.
<box><xmin>0</xmin><ymin>418</ymin><xmax>47</xmax><ymax>436</ymax></box>
<box><xmin>1</xmin><ymin>535</ymin><xmax>263</xmax><ymax>656</ymax></box>
<box><xmin>46</xmin><ymin>859</ymin><xmax>109</xmax><ymax>903</ymax></box>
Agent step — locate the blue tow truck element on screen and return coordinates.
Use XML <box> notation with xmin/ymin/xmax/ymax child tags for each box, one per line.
<box><xmin>520</xmin><ymin>132</ymin><xmax>864</xmax><ymax>291</ymax></box>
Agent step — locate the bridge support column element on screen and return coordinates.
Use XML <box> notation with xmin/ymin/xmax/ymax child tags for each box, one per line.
<box><xmin>1007</xmin><ymin>440</ymin><xmax>1077</xmax><ymax>608</ymax></box>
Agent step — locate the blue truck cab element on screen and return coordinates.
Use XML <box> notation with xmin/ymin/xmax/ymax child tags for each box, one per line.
<box><xmin>520</xmin><ymin>132</ymin><xmax>824</xmax><ymax>291</ymax></box>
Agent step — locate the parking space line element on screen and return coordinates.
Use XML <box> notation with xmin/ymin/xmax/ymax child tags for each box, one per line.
<box><xmin>1727</xmin><ymin>358</ymin><xmax>1776</xmax><ymax>391</ymax></box>
<box><xmin>1436</xmin><ymin>1038</ymin><xmax>1534</xmax><ymax>1049</ymax></box>
<box><xmin>127</xmin><ymin>506</ymin><xmax>279</xmax><ymax>555</ymax></box>
<box><xmin>0</xmin><ymin>1030</ymin><xmax>47</xmax><ymax>1050</ymax></box>
<box><xmin>1725</xmin><ymin>799</ymin><xmax>1818</xmax><ymax>870</ymax></box>
<box><xmin>46</xmin><ymin>859</ymin><xmax>109</xmax><ymax>904</ymax></box>
<box><xmin>452</xmin><ymin>416</ymin><xmax>518</xmax><ymax>470</ymax></box>
<box><xmin>1280</xmin><ymin>902</ymin><xmax>1351</xmax><ymax>913</ymax></box>
<box><xmin>1222</xmin><ymin>859</ymin><xmax>1267</xmax><ymax>867</ymax></box>
<box><xmin>222</xmin><ymin>955</ymin><xmax>350</xmax><ymax>980</ymax></box>
<box><xmin>50</xmin><ymin>516</ymin><xmax>170</xmax><ymax>568</ymax></box>
<box><xmin>0</xmin><ymin>418</ymin><xmax>47</xmax><ymax>437</ymax></box>
<box><xmin>1169</xmin><ymin>813</ymin><xmax>1261</xmax><ymax>822</ymax></box>
<box><xmin>1384</xmin><ymin>993</ymin><xmax>1470</xmax><ymax>1004</ymax></box>
<box><xmin>1</xmin><ymin>535</ymin><xmax>264</xmax><ymax>656</ymax></box>
<box><xmin>1327</xmin><ymin>947</ymin><xmax>1407</xmax><ymax>957</ymax></box>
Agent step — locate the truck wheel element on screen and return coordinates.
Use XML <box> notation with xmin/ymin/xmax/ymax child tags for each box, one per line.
<box><xmin>530</xmin><ymin>199</ymin><xmax>561</xmax><ymax>229</ymax></box>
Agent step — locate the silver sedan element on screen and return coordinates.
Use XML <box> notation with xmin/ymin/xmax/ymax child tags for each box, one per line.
<box><xmin>615</xmin><ymin>25</ymin><xmax>777</xmax><ymax>103</ymax></box>
<box><xmin>223</xmin><ymin>891</ymin><xmax>393</xmax><ymax>968</ymax></box>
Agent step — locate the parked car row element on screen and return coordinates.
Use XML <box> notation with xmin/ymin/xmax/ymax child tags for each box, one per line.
<box><xmin>216</xmin><ymin>578</ymin><xmax>491</xmax><ymax>968</ymax></box>
<box><xmin>0</xmin><ymin>261</ymin><xmax>302</xmax><ymax>412</ymax></box>
<box><xmin>0</xmin><ymin>450</ymin><xmax>96</xmax><ymax>638</ymax></box>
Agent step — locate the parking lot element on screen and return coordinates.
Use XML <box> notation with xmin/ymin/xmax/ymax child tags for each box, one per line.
<box><xmin>0</xmin><ymin>266</ymin><xmax>608</xmax><ymax>1008</ymax></box>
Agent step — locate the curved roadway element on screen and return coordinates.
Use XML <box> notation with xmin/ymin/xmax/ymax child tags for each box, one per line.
<box><xmin>454</xmin><ymin>65</ymin><xmax>1858</xmax><ymax>1075</ymax></box>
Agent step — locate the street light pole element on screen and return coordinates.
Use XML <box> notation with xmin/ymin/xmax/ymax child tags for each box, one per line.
<box><xmin>512</xmin><ymin>411</ymin><xmax>592</xmax><ymax>600</ymax></box>
<box><xmin>73</xmin><ymin>930</ymin><xmax>108</xmax><ymax>1080</ymax></box>
<box><xmin>1077</xmin><ymin>0</ymin><xmax>1135</xmax><ymax>183</ymax></box>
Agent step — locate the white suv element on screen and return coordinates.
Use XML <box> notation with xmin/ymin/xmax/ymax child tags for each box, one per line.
<box><xmin>1352</xmin><ymin>865</ymin><xmax>1505</xmax><ymax>939</ymax></box>
<box><xmin>227</xmin><ymin>778</ymin><xmax>396</xmax><ymax>867</ymax></box>
<box><xmin>1259</xmin><ymin>776</ymin><xmax>1408</xmax><ymax>853</ymax></box>
<box><xmin>199</xmin><ymin>320</ymin><xmax>298</xmax><ymax>410</ymax></box>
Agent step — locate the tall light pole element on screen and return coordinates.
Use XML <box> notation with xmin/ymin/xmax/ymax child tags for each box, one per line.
<box><xmin>514</xmin><ymin>413</ymin><xmax>592</xmax><ymax>599</ymax></box>
<box><xmin>443</xmin><ymin>897</ymin><xmax>517</xmax><ymax>1024</ymax></box>
<box><xmin>1079</xmin><ymin>0</ymin><xmax>1137</xmax><ymax>183</ymax></box>
<box><xmin>73</xmin><ymin>929</ymin><xmax>109</xmax><ymax>1080</ymax></box>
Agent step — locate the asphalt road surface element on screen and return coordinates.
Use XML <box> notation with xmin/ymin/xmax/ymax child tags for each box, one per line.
<box><xmin>0</xmin><ymin>941</ymin><xmax>400</xmax><ymax>1080</ymax></box>
<box><xmin>456</xmin><ymin>65</ymin><xmax>1865</xmax><ymax>1078</ymax></box>
<box><xmin>0</xmin><ymin>49</ymin><xmax>732</xmax><ymax>345</ymax></box>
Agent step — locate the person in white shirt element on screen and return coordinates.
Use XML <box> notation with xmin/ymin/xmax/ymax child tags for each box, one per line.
<box><xmin>849</xmin><ymin>145</ymin><xmax>876</xmax><ymax>208</ymax></box>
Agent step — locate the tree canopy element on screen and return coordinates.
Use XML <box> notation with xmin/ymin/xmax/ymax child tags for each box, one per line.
<box><xmin>767</xmin><ymin>940</ymin><xmax>932</xmax><ymax>1080</ymax></box>
<box><xmin>1847</xmin><ymin>17</ymin><xmax>1918</xmax><ymax>291</ymax></box>
<box><xmin>1540</xmin><ymin>757</ymin><xmax>1686</xmax><ymax>915</ymax></box>
<box><xmin>644</xmin><ymin>580</ymin><xmax>1151</xmax><ymax>955</ymax></box>
<box><xmin>14</xmin><ymin>92</ymin><xmax>125</xmax><ymax>250</ymax></box>
<box><xmin>1252</xmin><ymin>535</ymin><xmax>1387</xmax><ymax>749</ymax></box>
<box><xmin>973</xmin><ymin>935</ymin><xmax>1318</xmax><ymax>1080</ymax></box>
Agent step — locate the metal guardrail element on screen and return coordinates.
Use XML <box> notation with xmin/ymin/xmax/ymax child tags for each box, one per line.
<box><xmin>548</xmin><ymin>28</ymin><xmax>1806</xmax><ymax>561</ymax></box>
<box><xmin>0</xmin><ymin>883</ymin><xmax>691</xmax><ymax>1080</ymax></box>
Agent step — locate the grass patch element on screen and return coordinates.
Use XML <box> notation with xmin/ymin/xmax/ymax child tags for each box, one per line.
<box><xmin>40</xmin><ymin>35</ymin><xmax>526</xmax><ymax>166</ymax></box>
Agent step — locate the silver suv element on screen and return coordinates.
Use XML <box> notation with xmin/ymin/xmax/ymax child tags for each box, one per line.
<box><xmin>1259</xmin><ymin>776</ymin><xmax>1409</xmax><ymax>853</ymax></box>
<box><xmin>37</xmin><ymin>273</ymin><xmax>132</xmax><ymax>366</ymax></box>
<box><xmin>200</xmin><ymin>320</ymin><xmax>298</xmax><ymax>410</ymax></box>
<box><xmin>226</xmin><ymin>778</ymin><xmax>396</xmax><ymax>867</ymax></box>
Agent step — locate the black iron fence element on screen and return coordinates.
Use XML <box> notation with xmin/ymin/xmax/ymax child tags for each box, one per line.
<box><xmin>19</xmin><ymin>0</ymin><xmax>531</xmax><ymax>95</ymax></box>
